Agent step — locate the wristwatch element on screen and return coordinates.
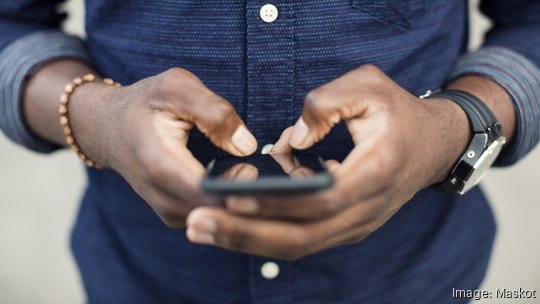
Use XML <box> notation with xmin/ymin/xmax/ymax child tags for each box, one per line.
<box><xmin>422</xmin><ymin>90</ymin><xmax>506</xmax><ymax>195</ymax></box>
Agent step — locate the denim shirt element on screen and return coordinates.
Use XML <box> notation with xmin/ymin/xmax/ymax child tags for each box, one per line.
<box><xmin>1</xmin><ymin>1</ymin><xmax>539</xmax><ymax>303</ymax></box>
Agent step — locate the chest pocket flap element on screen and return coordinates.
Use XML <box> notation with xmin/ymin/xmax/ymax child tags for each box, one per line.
<box><xmin>351</xmin><ymin>0</ymin><xmax>426</xmax><ymax>29</ymax></box>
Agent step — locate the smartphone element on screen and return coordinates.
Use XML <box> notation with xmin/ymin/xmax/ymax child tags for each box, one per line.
<box><xmin>202</xmin><ymin>152</ymin><xmax>333</xmax><ymax>195</ymax></box>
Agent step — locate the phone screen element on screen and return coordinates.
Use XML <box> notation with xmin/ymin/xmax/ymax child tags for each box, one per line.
<box><xmin>202</xmin><ymin>152</ymin><xmax>333</xmax><ymax>194</ymax></box>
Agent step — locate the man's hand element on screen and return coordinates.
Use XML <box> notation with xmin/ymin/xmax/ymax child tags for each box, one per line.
<box><xmin>185</xmin><ymin>65</ymin><xmax>474</xmax><ymax>259</ymax></box>
<box><xmin>66</xmin><ymin>67</ymin><xmax>257</xmax><ymax>228</ymax></box>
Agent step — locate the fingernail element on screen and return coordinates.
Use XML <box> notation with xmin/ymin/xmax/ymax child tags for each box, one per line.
<box><xmin>187</xmin><ymin>227</ymin><xmax>215</xmax><ymax>245</ymax></box>
<box><xmin>290</xmin><ymin>118</ymin><xmax>310</xmax><ymax>148</ymax></box>
<box><xmin>232</xmin><ymin>126</ymin><xmax>258</xmax><ymax>155</ymax></box>
<box><xmin>261</xmin><ymin>144</ymin><xmax>274</xmax><ymax>155</ymax></box>
<box><xmin>227</xmin><ymin>196</ymin><xmax>259</xmax><ymax>214</ymax></box>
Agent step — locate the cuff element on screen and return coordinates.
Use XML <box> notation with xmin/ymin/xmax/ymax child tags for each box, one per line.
<box><xmin>448</xmin><ymin>46</ymin><xmax>540</xmax><ymax>166</ymax></box>
<box><xmin>0</xmin><ymin>30</ymin><xmax>92</xmax><ymax>153</ymax></box>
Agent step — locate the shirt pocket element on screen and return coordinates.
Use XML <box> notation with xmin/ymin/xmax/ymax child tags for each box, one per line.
<box><xmin>351</xmin><ymin>0</ymin><xmax>427</xmax><ymax>30</ymax></box>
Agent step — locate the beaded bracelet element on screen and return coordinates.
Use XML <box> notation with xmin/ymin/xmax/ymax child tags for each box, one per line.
<box><xmin>59</xmin><ymin>74</ymin><xmax>121</xmax><ymax>168</ymax></box>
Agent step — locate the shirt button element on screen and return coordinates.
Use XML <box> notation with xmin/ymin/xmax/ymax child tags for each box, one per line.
<box><xmin>260</xmin><ymin>4</ymin><xmax>279</xmax><ymax>23</ymax></box>
<box><xmin>260</xmin><ymin>261</ymin><xmax>280</xmax><ymax>279</ymax></box>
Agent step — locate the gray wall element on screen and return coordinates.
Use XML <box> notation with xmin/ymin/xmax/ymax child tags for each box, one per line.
<box><xmin>0</xmin><ymin>1</ymin><xmax>538</xmax><ymax>303</ymax></box>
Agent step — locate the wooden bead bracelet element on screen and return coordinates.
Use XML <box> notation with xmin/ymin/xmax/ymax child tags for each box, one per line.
<box><xmin>59</xmin><ymin>74</ymin><xmax>121</xmax><ymax>168</ymax></box>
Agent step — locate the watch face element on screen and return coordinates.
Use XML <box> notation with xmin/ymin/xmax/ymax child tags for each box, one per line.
<box><xmin>461</xmin><ymin>137</ymin><xmax>506</xmax><ymax>194</ymax></box>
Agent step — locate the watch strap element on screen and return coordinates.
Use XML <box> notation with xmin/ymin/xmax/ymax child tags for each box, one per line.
<box><xmin>426</xmin><ymin>90</ymin><xmax>504</xmax><ymax>194</ymax></box>
<box><xmin>428</xmin><ymin>90</ymin><xmax>501</xmax><ymax>137</ymax></box>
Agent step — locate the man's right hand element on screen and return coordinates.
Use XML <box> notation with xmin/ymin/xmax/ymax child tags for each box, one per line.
<box><xmin>25</xmin><ymin>62</ymin><xmax>257</xmax><ymax>228</ymax></box>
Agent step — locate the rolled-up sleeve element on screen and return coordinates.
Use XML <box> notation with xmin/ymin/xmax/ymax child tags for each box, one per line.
<box><xmin>0</xmin><ymin>1</ymin><xmax>91</xmax><ymax>153</ymax></box>
<box><xmin>449</xmin><ymin>0</ymin><xmax>540</xmax><ymax>166</ymax></box>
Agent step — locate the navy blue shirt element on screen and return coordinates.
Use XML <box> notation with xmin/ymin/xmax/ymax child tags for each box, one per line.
<box><xmin>1</xmin><ymin>1</ymin><xmax>540</xmax><ymax>303</ymax></box>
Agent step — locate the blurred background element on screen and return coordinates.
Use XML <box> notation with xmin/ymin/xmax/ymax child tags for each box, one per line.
<box><xmin>0</xmin><ymin>0</ymin><xmax>539</xmax><ymax>303</ymax></box>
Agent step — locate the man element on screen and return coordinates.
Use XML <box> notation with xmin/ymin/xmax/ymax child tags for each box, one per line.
<box><xmin>0</xmin><ymin>0</ymin><xmax>538</xmax><ymax>303</ymax></box>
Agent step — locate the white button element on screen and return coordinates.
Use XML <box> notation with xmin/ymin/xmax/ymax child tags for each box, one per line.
<box><xmin>260</xmin><ymin>261</ymin><xmax>280</xmax><ymax>279</ymax></box>
<box><xmin>261</xmin><ymin>144</ymin><xmax>274</xmax><ymax>155</ymax></box>
<box><xmin>260</xmin><ymin>4</ymin><xmax>278</xmax><ymax>23</ymax></box>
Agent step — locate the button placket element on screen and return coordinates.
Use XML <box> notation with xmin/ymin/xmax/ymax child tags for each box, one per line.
<box><xmin>245</xmin><ymin>0</ymin><xmax>296</xmax><ymax>146</ymax></box>
<box><xmin>245</xmin><ymin>1</ymin><xmax>295</xmax><ymax>299</ymax></box>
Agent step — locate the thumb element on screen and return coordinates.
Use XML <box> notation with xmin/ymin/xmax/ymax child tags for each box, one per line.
<box><xmin>188</xmin><ymin>97</ymin><xmax>257</xmax><ymax>157</ymax></box>
<box><xmin>230</xmin><ymin>125</ymin><xmax>258</xmax><ymax>156</ymax></box>
<box><xmin>270</xmin><ymin>127</ymin><xmax>294</xmax><ymax>154</ymax></box>
<box><xmin>289</xmin><ymin>87</ymin><xmax>368</xmax><ymax>149</ymax></box>
<box><xmin>289</xmin><ymin>117</ymin><xmax>312</xmax><ymax>149</ymax></box>
<box><xmin>289</xmin><ymin>95</ymin><xmax>344</xmax><ymax>150</ymax></box>
<box><xmin>162</xmin><ymin>68</ymin><xmax>258</xmax><ymax>156</ymax></box>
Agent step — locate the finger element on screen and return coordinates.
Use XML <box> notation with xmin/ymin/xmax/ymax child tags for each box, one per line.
<box><xmin>186</xmin><ymin>207</ymin><xmax>318</xmax><ymax>260</ymax></box>
<box><xmin>270</xmin><ymin>127</ymin><xmax>305</xmax><ymax>174</ymax></box>
<box><xmin>230</xmin><ymin>163</ymin><xmax>259</xmax><ymax>182</ymax></box>
<box><xmin>325</xmin><ymin>159</ymin><xmax>341</xmax><ymax>173</ymax></box>
<box><xmin>140</xmin><ymin>113</ymin><xmax>214</xmax><ymax>205</ymax></box>
<box><xmin>337</xmin><ymin>118</ymin><xmax>399</xmax><ymax>200</ymax></box>
<box><xmin>186</xmin><ymin>203</ymin><xmax>375</xmax><ymax>260</ymax></box>
<box><xmin>220</xmin><ymin>163</ymin><xmax>258</xmax><ymax>181</ymax></box>
<box><xmin>225</xmin><ymin>190</ymin><xmax>336</xmax><ymax>220</ymax></box>
<box><xmin>292</xmin><ymin>156</ymin><xmax>301</xmax><ymax>167</ymax></box>
<box><xmin>168</xmin><ymin>72</ymin><xmax>257</xmax><ymax>156</ymax></box>
<box><xmin>220</xmin><ymin>163</ymin><xmax>245</xmax><ymax>179</ymax></box>
<box><xmin>289</xmin><ymin>166</ymin><xmax>315</xmax><ymax>179</ymax></box>
<box><xmin>192</xmin><ymin>96</ymin><xmax>257</xmax><ymax>156</ymax></box>
<box><xmin>289</xmin><ymin>69</ymin><xmax>377</xmax><ymax>150</ymax></box>
<box><xmin>289</xmin><ymin>97</ymin><xmax>359</xmax><ymax>150</ymax></box>
<box><xmin>270</xmin><ymin>153</ymin><xmax>297</xmax><ymax>174</ymax></box>
<box><xmin>271</xmin><ymin>127</ymin><xmax>293</xmax><ymax>154</ymax></box>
